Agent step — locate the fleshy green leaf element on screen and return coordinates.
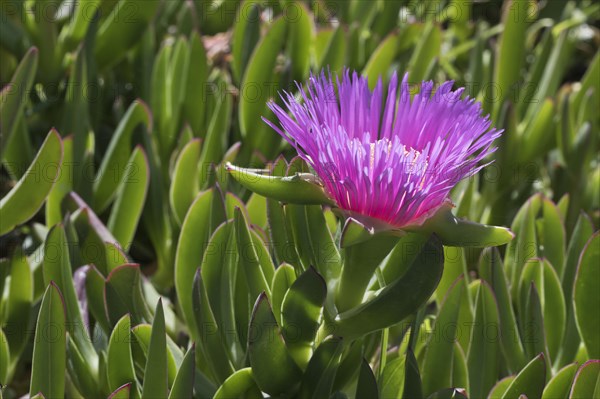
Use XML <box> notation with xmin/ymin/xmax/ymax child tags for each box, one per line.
<box><xmin>411</xmin><ymin>205</ymin><xmax>514</xmax><ymax>247</ymax></box>
<box><xmin>422</xmin><ymin>277</ymin><xmax>465</xmax><ymax>396</ymax></box>
<box><xmin>234</xmin><ymin>207</ymin><xmax>272</xmax><ymax>301</ymax></box>
<box><xmin>192</xmin><ymin>270</ymin><xmax>235</xmax><ymax>383</ymax></box>
<box><xmin>0</xmin><ymin>47</ymin><xmax>38</xmax><ymax>158</ymax></box>
<box><xmin>0</xmin><ymin>329</ymin><xmax>9</xmax><ymax>384</ymax></box>
<box><xmin>362</xmin><ymin>33</ymin><xmax>398</xmax><ymax>88</ymax></box>
<box><xmin>493</xmin><ymin>0</ymin><xmax>530</xmax><ymax>119</ymax></box>
<box><xmin>107</xmin><ymin>315</ymin><xmax>139</xmax><ymax>397</ymax></box>
<box><xmin>287</xmin><ymin>2</ymin><xmax>313</xmax><ymax>81</ymax></box>
<box><xmin>479</xmin><ymin>247</ymin><xmax>526</xmax><ymax>373</ymax></box>
<box><xmin>93</xmin><ymin>100</ymin><xmax>151</xmax><ymax>213</ymax></box>
<box><xmin>238</xmin><ymin>17</ymin><xmax>287</xmax><ymax>159</ymax></box>
<box><xmin>175</xmin><ymin>188</ymin><xmax>227</xmax><ymax>341</ymax></box>
<box><xmin>213</xmin><ymin>368</ymin><xmax>262</xmax><ymax>399</ymax></box>
<box><xmin>298</xmin><ymin>337</ymin><xmax>345</xmax><ymax>399</ymax></box>
<box><xmin>30</xmin><ymin>283</ymin><xmax>66</xmax><ymax>399</ymax></box>
<box><xmin>169</xmin><ymin>139</ymin><xmax>201</xmax><ymax>225</ymax></box>
<box><xmin>168</xmin><ymin>346</ymin><xmax>195</xmax><ymax>399</ymax></box>
<box><xmin>231</xmin><ymin>1</ymin><xmax>261</xmax><ymax>84</ymax></box>
<box><xmin>95</xmin><ymin>0</ymin><xmax>159</xmax><ymax>68</ymax></box>
<box><xmin>468</xmin><ymin>281</ymin><xmax>500</xmax><ymax>399</ymax></box>
<box><xmin>43</xmin><ymin>224</ymin><xmax>98</xmax><ymax>370</ymax></box>
<box><xmin>141</xmin><ymin>300</ymin><xmax>168</xmax><ymax>399</ymax></box>
<box><xmin>569</xmin><ymin>360</ymin><xmax>600</xmax><ymax>398</ymax></box>
<box><xmin>106</xmin><ymin>146</ymin><xmax>150</xmax><ymax>250</ymax></box>
<box><xmin>356</xmin><ymin>359</ymin><xmax>379</xmax><ymax>398</ymax></box>
<box><xmin>248</xmin><ymin>293</ymin><xmax>302</xmax><ymax>395</ymax></box>
<box><xmin>4</xmin><ymin>251</ymin><xmax>33</xmax><ymax>363</ymax></box>
<box><xmin>271</xmin><ymin>263</ymin><xmax>297</xmax><ymax>326</ymax></box>
<box><xmin>108</xmin><ymin>383</ymin><xmax>133</xmax><ymax>399</ymax></box>
<box><xmin>227</xmin><ymin>164</ymin><xmax>335</xmax><ymax>206</ymax></box>
<box><xmin>574</xmin><ymin>233</ymin><xmax>600</xmax><ymax>359</ymax></box>
<box><xmin>280</xmin><ymin>267</ymin><xmax>327</xmax><ymax>369</ymax></box>
<box><xmin>542</xmin><ymin>363</ymin><xmax>578</xmax><ymax>399</ymax></box>
<box><xmin>402</xmin><ymin>348</ymin><xmax>422</xmax><ymax>399</ymax></box>
<box><xmin>334</xmin><ymin>235</ymin><xmax>444</xmax><ymax>339</ymax></box>
<box><xmin>501</xmin><ymin>353</ymin><xmax>546</xmax><ymax>399</ymax></box>
<box><xmin>0</xmin><ymin>130</ymin><xmax>63</xmax><ymax>235</ymax></box>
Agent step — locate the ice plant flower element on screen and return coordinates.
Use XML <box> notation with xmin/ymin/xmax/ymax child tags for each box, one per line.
<box><xmin>263</xmin><ymin>70</ymin><xmax>502</xmax><ymax>233</ymax></box>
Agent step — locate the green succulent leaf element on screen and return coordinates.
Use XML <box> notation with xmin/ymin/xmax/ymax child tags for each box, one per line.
<box><xmin>175</xmin><ymin>188</ymin><xmax>227</xmax><ymax>341</ymax></box>
<box><xmin>422</xmin><ymin>276</ymin><xmax>465</xmax><ymax>396</ymax></box>
<box><xmin>106</xmin><ymin>146</ymin><xmax>150</xmax><ymax>250</ymax></box>
<box><xmin>478</xmin><ymin>248</ymin><xmax>526</xmax><ymax>373</ymax></box>
<box><xmin>411</xmin><ymin>205</ymin><xmax>514</xmax><ymax>248</ymax></box>
<box><xmin>107</xmin><ymin>315</ymin><xmax>139</xmax><ymax>397</ymax></box>
<box><xmin>168</xmin><ymin>347</ymin><xmax>195</xmax><ymax>399</ymax></box>
<box><xmin>248</xmin><ymin>293</ymin><xmax>302</xmax><ymax>395</ymax></box>
<box><xmin>542</xmin><ymin>363</ymin><xmax>578</xmax><ymax>399</ymax></box>
<box><xmin>231</xmin><ymin>1</ymin><xmax>261</xmax><ymax>84</ymax></box>
<box><xmin>141</xmin><ymin>300</ymin><xmax>168</xmax><ymax>399</ymax></box>
<box><xmin>500</xmin><ymin>353</ymin><xmax>546</xmax><ymax>399</ymax></box>
<box><xmin>43</xmin><ymin>224</ymin><xmax>98</xmax><ymax>378</ymax></box>
<box><xmin>298</xmin><ymin>337</ymin><xmax>345</xmax><ymax>399</ymax></box>
<box><xmin>95</xmin><ymin>0</ymin><xmax>160</xmax><ymax>68</ymax></box>
<box><xmin>93</xmin><ymin>100</ymin><xmax>152</xmax><ymax>213</ymax></box>
<box><xmin>402</xmin><ymin>348</ymin><xmax>422</xmax><ymax>399</ymax></box>
<box><xmin>518</xmin><ymin>258</ymin><xmax>565</xmax><ymax>362</ymax></box>
<box><xmin>271</xmin><ymin>263</ymin><xmax>297</xmax><ymax>326</ymax></box>
<box><xmin>0</xmin><ymin>329</ymin><xmax>9</xmax><ymax>384</ymax></box>
<box><xmin>169</xmin><ymin>139</ymin><xmax>201</xmax><ymax>225</ymax></box>
<box><xmin>238</xmin><ymin>17</ymin><xmax>287</xmax><ymax>159</ymax></box>
<box><xmin>356</xmin><ymin>359</ymin><xmax>379</xmax><ymax>399</ymax></box>
<box><xmin>280</xmin><ymin>267</ymin><xmax>327</xmax><ymax>369</ymax></box>
<box><xmin>191</xmin><ymin>269</ymin><xmax>235</xmax><ymax>383</ymax></box>
<box><xmin>30</xmin><ymin>283</ymin><xmax>66</xmax><ymax>399</ymax></box>
<box><xmin>0</xmin><ymin>130</ymin><xmax>63</xmax><ymax>235</ymax></box>
<box><xmin>569</xmin><ymin>360</ymin><xmax>600</xmax><ymax>398</ymax></box>
<box><xmin>0</xmin><ymin>47</ymin><xmax>38</xmax><ymax>158</ymax></box>
<box><xmin>234</xmin><ymin>207</ymin><xmax>272</xmax><ymax>301</ymax></box>
<box><xmin>467</xmin><ymin>281</ymin><xmax>500</xmax><ymax>398</ymax></box>
<box><xmin>4</xmin><ymin>251</ymin><xmax>33</xmax><ymax>364</ymax></box>
<box><xmin>104</xmin><ymin>264</ymin><xmax>151</xmax><ymax>326</ymax></box>
<box><xmin>362</xmin><ymin>33</ymin><xmax>399</xmax><ymax>88</ymax></box>
<box><xmin>213</xmin><ymin>368</ymin><xmax>262</xmax><ymax>399</ymax></box>
<box><xmin>108</xmin><ymin>383</ymin><xmax>133</xmax><ymax>399</ymax></box>
<box><xmin>227</xmin><ymin>164</ymin><xmax>335</xmax><ymax>206</ymax></box>
<box><xmin>573</xmin><ymin>233</ymin><xmax>600</xmax><ymax>359</ymax></box>
<box><xmin>334</xmin><ymin>234</ymin><xmax>444</xmax><ymax>339</ymax></box>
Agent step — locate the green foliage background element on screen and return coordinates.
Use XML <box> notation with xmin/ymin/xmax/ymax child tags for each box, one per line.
<box><xmin>0</xmin><ymin>0</ymin><xmax>599</xmax><ymax>398</ymax></box>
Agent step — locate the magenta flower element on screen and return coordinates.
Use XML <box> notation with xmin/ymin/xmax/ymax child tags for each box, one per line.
<box><xmin>264</xmin><ymin>70</ymin><xmax>501</xmax><ymax>230</ymax></box>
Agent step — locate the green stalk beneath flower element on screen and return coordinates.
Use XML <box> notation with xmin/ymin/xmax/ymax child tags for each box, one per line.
<box><xmin>333</xmin><ymin>235</ymin><xmax>444</xmax><ymax>340</ymax></box>
<box><xmin>335</xmin><ymin>235</ymin><xmax>398</xmax><ymax>313</ymax></box>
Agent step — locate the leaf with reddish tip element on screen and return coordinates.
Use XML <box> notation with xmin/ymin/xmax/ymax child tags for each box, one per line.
<box><xmin>108</xmin><ymin>383</ymin><xmax>133</xmax><ymax>399</ymax></box>
<box><xmin>107</xmin><ymin>315</ymin><xmax>139</xmax><ymax>397</ymax></box>
<box><xmin>501</xmin><ymin>353</ymin><xmax>546</xmax><ymax>399</ymax></box>
<box><xmin>569</xmin><ymin>360</ymin><xmax>600</xmax><ymax>398</ymax></box>
<box><xmin>542</xmin><ymin>363</ymin><xmax>578</xmax><ymax>399</ymax></box>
